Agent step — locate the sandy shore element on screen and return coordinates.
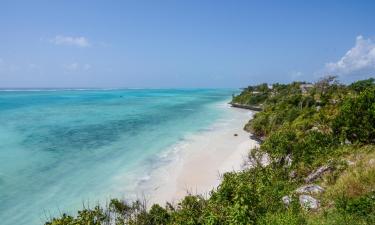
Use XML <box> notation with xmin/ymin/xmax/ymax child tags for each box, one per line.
<box><xmin>144</xmin><ymin>104</ymin><xmax>258</xmax><ymax>205</ymax></box>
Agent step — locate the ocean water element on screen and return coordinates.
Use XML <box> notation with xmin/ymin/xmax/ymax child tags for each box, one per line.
<box><xmin>0</xmin><ymin>89</ymin><xmax>235</xmax><ymax>225</ymax></box>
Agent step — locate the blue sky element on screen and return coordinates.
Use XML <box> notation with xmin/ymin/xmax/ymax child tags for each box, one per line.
<box><xmin>0</xmin><ymin>0</ymin><xmax>374</xmax><ymax>88</ymax></box>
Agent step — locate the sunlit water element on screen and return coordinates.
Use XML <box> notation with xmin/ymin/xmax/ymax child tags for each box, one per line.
<box><xmin>0</xmin><ymin>89</ymin><xmax>236</xmax><ymax>225</ymax></box>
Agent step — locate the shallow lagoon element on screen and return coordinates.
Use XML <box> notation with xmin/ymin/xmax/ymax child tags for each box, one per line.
<box><xmin>0</xmin><ymin>89</ymin><xmax>235</xmax><ymax>225</ymax></box>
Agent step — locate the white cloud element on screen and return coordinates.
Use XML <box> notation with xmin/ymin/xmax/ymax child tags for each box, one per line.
<box><xmin>64</xmin><ymin>63</ymin><xmax>92</xmax><ymax>72</ymax></box>
<box><xmin>50</xmin><ymin>35</ymin><xmax>90</xmax><ymax>47</ymax></box>
<box><xmin>325</xmin><ymin>35</ymin><xmax>375</xmax><ymax>76</ymax></box>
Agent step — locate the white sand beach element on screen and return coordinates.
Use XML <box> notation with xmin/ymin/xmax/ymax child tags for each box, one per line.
<box><xmin>145</xmin><ymin>104</ymin><xmax>259</xmax><ymax>205</ymax></box>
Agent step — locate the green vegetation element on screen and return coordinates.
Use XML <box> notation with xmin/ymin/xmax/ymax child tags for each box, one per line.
<box><xmin>231</xmin><ymin>83</ymin><xmax>270</xmax><ymax>106</ymax></box>
<box><xmin>45</xmin><ymin>77</ymin><xmax>375</xmax><ymax>225</ymax></box>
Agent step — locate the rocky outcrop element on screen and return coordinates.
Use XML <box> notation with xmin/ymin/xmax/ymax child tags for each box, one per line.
<box><xmin>299</xmin><ymin>195</ymin><xmax>319</xmax><ymax>210</ymax></box>
<box><xmin>282</xmin><ymin>185</ymin><xmax>324</xmax><ymax>209</ymax></box>
<box><xmin>282</xmin><ymin>190</ymin><xmax>322</xmax><ymax>210</ymax></box>
<box><xmin>249</xmin><ymin>133</ymin><xmax>265</xmax><ymax>144</ymax></box>
<box><xmin>346</xmin><ymin>160</ymin><xmax>355</xmax><ymax>166</ymax></box>
<box><xmin>247</xmin><ymin>148</ymin><xmax>270</xmax><ymax>168</ymax></box>
<box><xmin>229</xmin><ymin>103</ymin><xmax>262</xmax><ymax>111</ymax></box>
<box><xmin>296</xmin><ymin>184</ymin><xmax>324</xmax><ymax>194</ymax></box>
<box><xmin>285</xmin><ymin>154</ymin><xmax>292</xmax><ymax>167</ymax></box>
<box><xmin>304</xmin><ymin>165</ymin><xmax>331</xmax><ymax>183</ymax></box>
<box><xmin>282</xmin><ymin>195</ymin><xmax>292</xmax><ymax>206</ymax></box>
<box><xmin>289</xmin><ymin>170</ymin><xmax>297</xmax><ymax>179</ymax></box>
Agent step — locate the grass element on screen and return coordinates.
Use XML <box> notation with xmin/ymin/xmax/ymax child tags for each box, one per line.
<box><xmin>307</xmin><ymin>146</ymin><xmax>375</xmax><ymax>225</ymax></box>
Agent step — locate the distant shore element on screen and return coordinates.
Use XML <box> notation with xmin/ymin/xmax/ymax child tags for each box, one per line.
<box><xmin>143</xmin><ymin>103</ymin><xmax>258</xmax><ymax>205</ymax></box>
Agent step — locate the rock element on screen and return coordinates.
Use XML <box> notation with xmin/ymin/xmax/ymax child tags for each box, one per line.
<box><xmin>285</xmin><ymin>154</ymin><xmax>292</xmax><ymax>167</ymax></box>
<box><xmin>249</xmin><ymin>134</ymin><xmax>264</xmax><ymax>144</ymax></box>
<box><xmin>248</xmin><ymin>150</ymin><xmax>271</xmax><ymax>168</ymax></box>
<box><xmin>260</xmin><ymin>153</ymin><xmax>271</xmax><ymax>167</ymax></box>
<box><xmin>330</xmin><ymin>99</ymin><xmax>338</xmax><ymax>104</ymax></box>
<box><xmin>299</xmin><ymin>195</ymin><xmax>319</xmax><ymax>210</ymax></box>
<box><xmin>289</xmin><ymin>170</ymin><xmax>297</xmax><ymax>179</ymax></box>
<box><xmin>296</xmin><ymin>184</ymin><xmax>324</xmax><ymax>194</ymax></box>
<box><xmin>304</xmin><ymin>165</ymin><xmax>331</xmax><ymax>183</ymax></box>
<box><xmin>308</xmin><ymin>126</ymin><xmax>325</xmax><ymax>134</ymax></box>
<box><xmin>230</xmin><ymin>103</ymin><xmax>262</xmax><ymax>111</ymax></box>
<box><xmin>346</xmin><ymin>160</ymin><xmax>355</xmax><ymax>166</ymax></box>
<box><xmin>282</xmin><ymin>195</ymin><xmax>292</xmax><ymax>206</ymax></box>
<box><xmin>311</xmin><ymin>126</ymin><xmax>319</xmax><ymax>131</ymax></box>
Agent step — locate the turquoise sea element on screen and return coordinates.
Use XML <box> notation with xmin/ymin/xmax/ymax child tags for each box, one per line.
<box><xmin>0</xmin><ymin>89</ymin><xmax>235</xmax><ymax>225</ymax></box>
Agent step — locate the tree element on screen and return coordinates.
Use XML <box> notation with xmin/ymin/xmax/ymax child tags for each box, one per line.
<box><xmin>334</xmin><ymin>87</ymin><xmax>375</xmax><ymax>143</ymax></box>
<box><xmin>349</xmin><ymin>78</ymin><xmax>375</xmax><ymax>93</ymax></box>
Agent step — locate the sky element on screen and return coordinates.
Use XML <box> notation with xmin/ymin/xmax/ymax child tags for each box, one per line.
<box><xmin>0</xmin><ymin>0</ymin><xmax>374</xmax><ymax>88</ymax></box>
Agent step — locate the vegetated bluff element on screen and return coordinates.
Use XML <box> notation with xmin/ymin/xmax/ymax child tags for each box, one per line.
<box><xmin>46</xmin><ymin>77</ymin><xmax>375</xmax><ymax>225</ymax></box>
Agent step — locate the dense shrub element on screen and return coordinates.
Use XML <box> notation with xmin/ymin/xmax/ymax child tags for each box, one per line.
<box><xmin>334</xmin><ymin>87</ymin><xmax>375</xmax><ymax>144</ymax></box>
<box><xmin>296</xmin><ymin>131</ymin><xmax>337</xmax><ymax>165</ymax></box>
<box><xmin>148</xmin><ymin>204</ymin><xmax>170</xmax><ymax>225</ymax></box>
<box><xmin>261</xmin><ymin>129</ymin><xmax>297</xmax><ymax>161</ymax></box>
<box><xmin>336</xmin><ymin>191</ymin><xmax>375</xmax><ymax>223</ymax></box>
<box><xmin>171</xmin><ymin>195</ymin><xmax>206</xmax><ymax>224</ymax></box>
<box><xmin>258</xmin><ymin>209</ymin><xmax>306</xmax><ymax>225</ymax></box>
<box><xmin>348</xmin><ymin>78</ymin><xmax>375</xmax><ymax>93</ymax></box>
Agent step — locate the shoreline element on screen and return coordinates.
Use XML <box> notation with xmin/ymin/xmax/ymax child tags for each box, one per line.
<box><xmin>142</xmin><ymin>103</ymin><xmax>259</xmax><ymax>205</ymax></box>
<box><xmin>229</xmin><ymin>103</ymin><xmax>263</xmax><ymax>111</ymax></box>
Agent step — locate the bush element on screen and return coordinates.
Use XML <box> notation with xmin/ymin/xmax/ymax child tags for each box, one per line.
<box><xmin>258</xmin><ymin>209</ymin><xmax>306</xmax><ymax>225</ymax></box>
<box><xmin>336</xmin><ymin>191</ymin><xmax>375</xmax><ymax>223</ymax></box>
<box><xmin>334</xmin><ymin>87</ymin><xmax>375</xmax><ymax>144</ymax></box>
<box><xmin>261</xmin><ymin>129</ymin><xmax>297</xmax><ymax>161</ymax></box>
<box><xmin>296</xmin><ymin>131</ymin><xmax>337</xmax><ymax>165</ymax></box>
<box><xmin>349</xmin><ymin>78</ymin><xmax>375</xmax><ymax>93</ymax></box>
<box><xmin>148</xmin><ymin>204</ymin><xmax>170</xmax><ymax>225</ymax></box>
<box><xmin>171</xmin><ymin>195</ymin><xmax>206</xmax><ymax>225</ymax></box>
